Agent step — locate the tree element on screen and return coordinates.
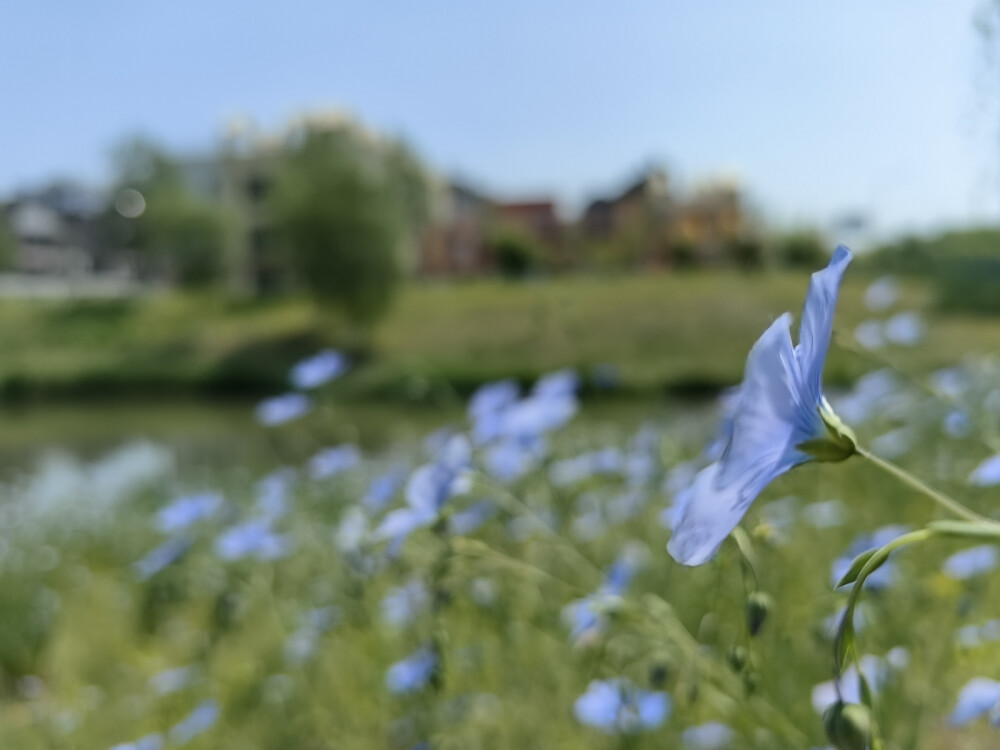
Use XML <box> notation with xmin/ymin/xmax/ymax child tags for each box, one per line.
<box><xmin>272</xmin><ymin>127</ymin><xmax>430</xmax><ymax>325</ymax></box>
<box><xmin>102</xmin><ymin>136</ymin><xmax>233</xmax><ymax>287</ymax></box>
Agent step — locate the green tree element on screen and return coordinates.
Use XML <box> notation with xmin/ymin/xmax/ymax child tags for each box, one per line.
<box><xmin>0</xmin><ymin>212</ymin><xmax>17</xmax><ymax>271</ymax></box>
<box><xmin>771</xmin><ymin>231</ymin><xmax>827</xmax><ymax>270</ymax></box>
<box><xmin>103</xmin><ymin>137</ymin><xmax>233</xmax><ymax>287</ymax></box>
<box><xmin>272</xmin><ymin>128</ymin><xmax>430</xmax><ymax>325</ymax></box>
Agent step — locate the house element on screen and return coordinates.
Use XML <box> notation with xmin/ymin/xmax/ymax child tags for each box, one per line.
<box><xmin>2</xmin><ymin>183</ymin><xmax>106</xmax><ymax>275</ymax></box>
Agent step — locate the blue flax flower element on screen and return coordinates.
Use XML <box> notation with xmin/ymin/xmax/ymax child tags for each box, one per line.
<box><xmin>573</xmin><ymin>678</ymin><xmax>670</xmax><ymax>734</ymax></box>
<box><xmin>682</xmin><ymin>722</ymin><xmax>735</xmax><ymax>749</ymax></box>
<box><xmin>169</xmin><ymin>700</ymin><xmax>219</xmax><ymax>746</ymax></box>
<box><xmin>385</xmin><ymin>646</ymin><xmax>438</xmax><ymax>694</ymax></box>
<box><xmin>949</xmin><ymin>677</ymin><xmax>1000</xmax><ymax>727</ymax></box>
<box><xmin>289</xmin><ymin>349</ymin><xmax>348</xmax><ymax>389</ymax></box>
<box><xmin>668</xmin><ymin>246</ymin><xmax>856</xmax><ymax>566</ymax></box>
<box><xmin>255</xmin><ymin>393</ymin><xmax>312</xmax><ymax>426</ymax></box>
<box><xmin>155</xmin><ymin>492</ymin><xmax>223</xmax><ymax>534</ymax></box>
<box><xmin>943</xmin><ymin>545</ymin><xmax>999</xmax><ymax>580</ymax></box>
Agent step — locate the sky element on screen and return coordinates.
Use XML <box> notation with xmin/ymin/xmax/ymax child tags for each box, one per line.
<box><xmin>2</xmin><ymin>1</ymin><xmax>998</xmax><ymax>242</ymax></box>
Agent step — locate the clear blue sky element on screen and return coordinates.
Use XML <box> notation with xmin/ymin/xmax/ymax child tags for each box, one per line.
<box><xmin>2</xmin><ymin>1</ymin><xmax>996</xmax><ymax>240</ymax></box>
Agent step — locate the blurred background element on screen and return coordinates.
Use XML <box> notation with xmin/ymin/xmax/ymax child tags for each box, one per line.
<box><xmin>4</xmin><ymin>3</ymin><xmax>1000</xmax><ymax>747</ymax></box>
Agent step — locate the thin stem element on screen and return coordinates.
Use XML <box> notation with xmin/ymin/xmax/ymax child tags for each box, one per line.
<box><xmin>857</xmin><ymin>446</ymin><xmax>990</xmax><ymax>524</ymax></box>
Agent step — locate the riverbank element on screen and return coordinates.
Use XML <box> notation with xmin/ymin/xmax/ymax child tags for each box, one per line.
<box><xmin>0</xmin><ymin>271</ymin><xmax>994</xmax><ymax>404</ymax></box>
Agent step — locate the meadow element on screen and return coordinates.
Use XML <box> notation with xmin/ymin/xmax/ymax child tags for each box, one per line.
<box><xmin>0</xmin><ymin>265</ymin><xmax>1000</xmax><ymax>748</ymax></box>
<box><xmin>1</xmin><ymin>269</ymin><xmax>999</xmax><ymax>403</ymax></box>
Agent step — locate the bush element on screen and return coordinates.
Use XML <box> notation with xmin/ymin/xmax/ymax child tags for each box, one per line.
<box><xmin>772</xmin><ymin>232</ymin><xmax>827</xmax><ymax>270</ymax></box>
<box><xmin>489</xmin><ymin>230</ymin><xmax>540</xmax><ymax>279</ymax></box>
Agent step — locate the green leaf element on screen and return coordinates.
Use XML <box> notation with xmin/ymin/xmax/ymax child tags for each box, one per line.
<box><xmin>834</xmin><ymin>548</ymin><xmax>881</xmax><ymax>589</ymax></box>
<box><xmin>835</xmin><ymin>620</ymin><xmax>855</xmax><ymax>672</ymax></box>
<box><xmin>858</xmin><ymin>670</ymin><xmax>875</xmax><ymax>710</ymax></box>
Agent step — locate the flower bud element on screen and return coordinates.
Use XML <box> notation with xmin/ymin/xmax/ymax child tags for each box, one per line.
<box><xmin>726</xmin><ymin>645</ymin><xmax>748</xmax><ymax>672</ymax></box>
<box><xmin>746</xmin><ymin>592</ymin><xmax>774</xmax><ymax>637</ymax></box>
<box><xmin>823</xmin><ymin>701</ymin><xmax>872</xmax><ymax>750</ymax></box>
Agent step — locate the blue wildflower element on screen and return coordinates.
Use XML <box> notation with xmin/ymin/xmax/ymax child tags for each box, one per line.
<box><xmin>134</xmin><ymin>537</ymin><xmax>191</xmax><ymax>580</ymax></box>
<box><xmin>155</xmin><ymin>492</ymin><xmax>223</xmax><ymax>534</ymax></box>
<box><xmin>484</xmin><ymin>436</ymin><xmax>546</xmax><ymax>482</ymax></box>
<box><xmin>256</xmin><ymin>469</ymin><xmax>295</xmax><ymax>521</ymax></box>
<box><xmin>811</xmin><ymin>650</ymin><xmax>906</xmax><ymax>714</ymax></box>
<box><xmin>374</xmin><ymin>435</ymin><xmax>471</xmax><ymax>543</ymax></box>
<box><xmin>362</xmin><ymin>469</ymin><xmax>405</xmax><ymax>514</ymax></box>
<box><xmin>854</xmin><ymin>319</ymin><xmax>885</xmax><ymax>350</ymax></box>
<box><xmin>682</xmin><ymin>722</ymin><xmax>735</xmax><ymax>749</ymax></box>
<box><xmin>563</xmin><ymin>545</ymin><xmax>645</xmax><ymax>643</ymax></box>
<box><xmin>169</xmin><ymin>700</ymin><xmax>219</xmax><ymax>746</ymax></box>
<box><xmin>943</xmin><ymin>410</ymin><xmax>972</xmax><ymax>439</ymax></box>
<box><xmin>110</xmin><ymin>734</ymin><xmax>163</xmax><ymax>750</ymax></box>
<box><xmin>215</xmin><ymin>520</ymin><xmax>291</xmax><ymax>562</ymax></box>
<box><xmin>884</xmin><ymin>311</ymin><xmax>925</xmax><ymax>346</ymax></box>
<box><xmin>308</xmin><ymin>444</ymin><xmax>361</xmax><ymax>480</ymax></box>
<box><xmin>255</xmin><ymin>393</ymin><xmax>312</xmax><ymax>426</ymax></box>
<box><xmin>150</xmin><ymin>665</ymin><xmax>197</xmax><ymax>696</ymax></box>
<box><xmin>573</xmin><ymin>678</ymin><xmax>670</xmax><ymax>734</ymax></box>
<box><xmin>533</xmin><ymin>368</ymin><xmax>580</xmax><ymax>398</ymax></box>
<box><xmin>449</xmin><ymin>499</ymin><xmax>497</xmax><ymax>536</ymax></box>
<box><xmin>864</xmin><ymin>276</ymin><xmax>899</xmax><ymax>311</ymax></box>
<box><xmin>289</xmin><ymin>349</ymin><xmax>348</xmax><ymax>389</ymax></box>
<box><xmin>468</xmin><ymin>379</ymin><xmax>520</xmax><ymax>425</ymax></box>
<box><xmin>385</xmin><ymin>646</ymin><xmax>438</xmax><ymax>694</ymax></box>
<box><xmin>943</xmin><ymin>545</ymin><xmax>999</xmax><ymax>580</ymax></box>
<box><xmin>969</xmin><ymin>454</ymin><xmax>1000</xmax><ymax>487</ymax></box>
<box><xmin>381</xmin><ymin>580</ymin><xmax>430</xmax><ymax>627</ymax></box>
<box><xmin>949</xmin><ymin>677</ymin><xmax>1000</xmax><ymax>727</ymax></box>
<box><xmin>668</xmin><ymin>247</ymin><xmax>856</xmax><ymax>566</ymax></box>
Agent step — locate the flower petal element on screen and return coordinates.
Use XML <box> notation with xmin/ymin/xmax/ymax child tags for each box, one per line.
<box><xmin>796</xmin><ymin>245</ymin><xmax>852</xmax><ymax>403</ymax></box>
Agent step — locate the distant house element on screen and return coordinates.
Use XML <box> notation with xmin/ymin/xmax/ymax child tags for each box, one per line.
<box><xmin>420</xmin><ymin>181</ymin><xmax>493</xmax><ymax>276</ymax></box>
<box><xmin>580</xmin><ymin>168</ymin><xmax>674</xmax><ymax>267</ymax></box>
<box><xmin>581</xmin><ymin>168</ymin><xmax>747</xmax><ymax>268</ymax></box>
<box><xmin>2</xmin><ymin>183</ymin><xmax>106</xmax><ymax>275</ymax></box>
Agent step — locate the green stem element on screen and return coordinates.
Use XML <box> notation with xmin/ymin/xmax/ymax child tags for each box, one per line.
<box><xmin>857</xmin><ymin>446</ymin><xmax>989</xmax><ymax>524</ymax></box>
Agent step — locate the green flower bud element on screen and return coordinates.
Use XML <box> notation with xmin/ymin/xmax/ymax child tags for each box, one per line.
<box><xmin>743</xmin><ymin>670</ymin><xmax>761</xmax><ymax>695</ymax></box>
<box><xmin>726</xmin><ymin>644</ymin><xmax>749</xmax><ymax>672</ymax></box>
<box><xmin>746</xmin><ymin>592</ymin><xmax>774</xmax><ymax>637</ymax></box>
<box><xmin>823</xmin><ymin>701</ymin><xmax>872</xmax><ymax>750</ymax></box>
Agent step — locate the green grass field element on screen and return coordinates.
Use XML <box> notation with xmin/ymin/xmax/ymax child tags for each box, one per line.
<box><xmin>0</xmin><ymin>270</ymin><xmax>998</xmax><ymax>403</ymax></box>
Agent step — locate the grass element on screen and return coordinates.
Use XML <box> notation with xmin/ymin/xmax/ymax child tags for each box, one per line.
<box><xmin>0</xmin><ymin>270</ymin><xmax>998</xmax><ymax>403</ymax></box>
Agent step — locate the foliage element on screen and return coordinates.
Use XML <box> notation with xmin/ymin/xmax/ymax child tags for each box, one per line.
<box><xmin>103</xmin><ymin>137</ymin><xmax>234</xmax><ymax>288</ymax></box>
<box><xmin>488</xmin><ymin>227</ymin><xmax>541</xmax><ymax>278</ymax></box>
<box><xmin>0</xmin><ymin>212</ymin><xmax>17</xmax><ymax>271</ymax></box>
<box><xmin>770</xmin><ymin>231</ymin><xmax>828</xmax><ymax>270</ymax></box>
<box><xmin>271</xmin><ymin>128</ymin><xmax>431</xmax><ymax>325</ymax></box>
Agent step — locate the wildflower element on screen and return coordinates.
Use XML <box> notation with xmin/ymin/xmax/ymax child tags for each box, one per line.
<box><xmin>668</xmin><ymin>247</ymin><xmax>856</xmax><ymax>566</ymax></box>
<box><xmin>948</xmin><ymin>677</ymin><xmax>1000</xmax><ymax>726</ymax></box>
<box><xmin>448</xmin><ymin>499</ymin><xmax>496</xmax><ymax>536</ymax></box>
<box><xmin>362</xmin><ymin>470</ymin><xmax>404</xmax><ymax>514</ymax></box>
<box><xmin>155</xmin><ymin>492</ymin><xmax>223</xmax><ymax>534</ymax></box>
<box><xmin>110</xmin><ymin>735</ymin><xmax>163</xmax><ymax>750</ymax></box>
<box><xmin>573</xmin><ymin>678</ymin><xmax>670</xmax><ymax>734</ymax></box>
<box><xmin>969</xmin><ymin>454</ymin><xmax>1000</xmax><ymax>487</ymax></box>
<box><xmin>215</xmin><ymin>520</ymin><xmax>291</xmax><ymax>561</ymax></box>
<box><xmin>942</xmin><ymin>545</ymin><xmax>999</xmax><ymax>580</ymax></box>
<box><xmin>884</xmin><ymin>311</ymin><xmax>925</xmax><ymax>346</ymax></box>
<box><xmin>682</xmin><ymin>721</ymin><xmax>735</xmax><ymax>749</ymax></box>
<box><xmin>169</xmin><ymin>700</ymin><xmax>219</xmax><ymax>746</ymax></box>
<box><xmin>289</xmin><ymin>349</ymin><xmax>348</xmax><ymax>389</ymax></box>
<box><xmin>854</xmin><ymin>320</ymin><xmax>885</xmax><ymax>350</ymax></box>
<box><xmin>381</xmin><ymin>580</ymin><xmax>430</xmax><ymax>627</ymax></box>
<box><xmin>308</xmin><ymin>444</ymin><xmax>361</xmax><ymax>480</ymax></box>
<box><xmin>374</xmin><ymin>435</ymin><xmax>471</xmax><ymax>543</ymax></box>
<box><xmin>255</xmin><ymin>393</ymin><xmax>312</xmax><ymax>426</ymax></box>
<box><xmin>811</xmin><ymin>651</ymin><xmax>906</xmax><ymax>713</ymax></box>
<box><xmin>134</xmin><ymin>537</ymin><xmax>191</xmax><ymax>580</ymax></box>
<box><xmin>943</xmin><ymin>410</ymin><xmax>972</xmax><ymax>439</ymax></box>
<box><xmin>385</xmin><ymin>646</ymin><xmax>438</xmax><ymax>694</ymax></box>
<box><xmin>255</xmin><ymin>468</ymin><xmax>295</xmax><ymax>521</ymax></box>
<box><xmin>865</xmin><ymin>276</ymin><xmax>899</xmax><ymax>311</ymax></box>
<box><xmin>150</xmin><ymin>666</ymin><xmax>197</xmax><ymax>696</ymax></box>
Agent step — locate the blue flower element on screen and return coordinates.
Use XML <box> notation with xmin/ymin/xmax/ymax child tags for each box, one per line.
<box><xmin>215</xmin><ymin>520</ymin><xmax>291</xmax><ymax>561</ymax></box>
<box><xmin>110</xmin><ymin>734</ymin><xmax>163</xmax><ymax>750</ymax></box>
<box><xmin>381</xmin><ymin>580</ymin><xmax>430</xmax><ymax>627</ymax></box>
<box><xmin>362</xmin><ymin>469</ymin><xmax>405</xmax><ymax>514</ymax></box>
<box><xmin>668</xmin><ymin>246</ymin><xmax>856</xmax><ymax>566</ymax></box>
<box><xmin>308</xmin><ymin>444</ymin><xmax>361</xmax><ymax>480</ymax></box>
<box><xmin>949</xmin><ymin>677</ymin><xmax>1000</xmax><ymax>727</ymax></box>
<box><xmin>682</xmin><ymin>722</ymin><xmax>735</xmax><ymax>749</ymax></box>
<box><xmin>884</xmin><ymin>311</ymin><xmax>925</xmax><ymax>346</ymax></box>
<box><xmin>864</xmin><ymin>276</ymin><xmax>899</xmax><ymax>311</ymax></box>
<box><xmin>134</xmin><ymin>537</ymin><xmax>191</xmax><ymax>580</ymax></box>
<box><xmin>374</xmin><ymin>435</ymin><xmax>471</xmax><ymax>543</ymax></box>
<box><xmin>969</xmin><ymin>454</ymin><xmax>1000</xmax><ymax>487</ymax></box>
<box><xmin>256</xmin><ymin>393</ymin><xmax>312</xmax><ymax>426</ymax></box>
<box><xmin>943</xmin><ymin>545</ymin><xmax>999</xmax><ymax>580</ymax></box>
<box><xmin>385</xmin><ymin>646</ymin><xmax>438</xmax><ymax>694</ymax></box>
<box><xmin>255</xmin><ymin>468</ymin><xmax>295</xmax><ymax>521</ymax></box>
<box><xmin>289</xmin><ymin>349</ymin><xmax>348</xmax><ymax>389</ymax></box>
<box><xmin>169</xmin><ymin>700</ymin><xmax>219</xmax><ymax>746</ymax></box>
<box><xmin>155</xmin><ymin>492</ymin><xmax>223</xmax><ymax>534</ymax></box>
<box><xmin>573</xmin><ymin>678</ymin><xmax>670</xmax><ymax>734</ymax></box>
